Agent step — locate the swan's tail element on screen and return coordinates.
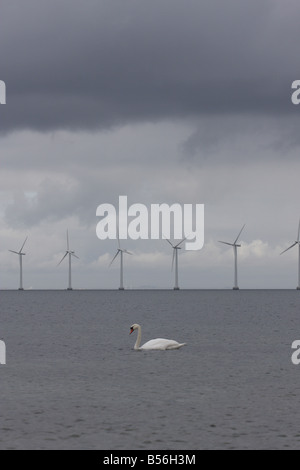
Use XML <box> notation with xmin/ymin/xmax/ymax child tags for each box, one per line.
<box><xmin>167</xmin><ymin>342</ymin><xmax>186</xmax><ymax>350</ymax></box>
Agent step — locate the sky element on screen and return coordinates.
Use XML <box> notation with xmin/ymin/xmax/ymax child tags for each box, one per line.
<box><xmin>0</xmin><ymin>0</ymin><xmax>300</xmax><ymax>289</ymax></box>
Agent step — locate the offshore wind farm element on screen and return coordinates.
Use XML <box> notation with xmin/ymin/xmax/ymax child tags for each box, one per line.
<box><xmin>2</xmin><ymin>219</ymin><xmax>300</xmax><ymax>290</ymax></box>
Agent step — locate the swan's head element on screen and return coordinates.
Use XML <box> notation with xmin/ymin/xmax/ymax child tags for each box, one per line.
<box><xmin>130</xmin><ymin>324</ymin><xmax>140</xmax><ymax>335</ymax></box>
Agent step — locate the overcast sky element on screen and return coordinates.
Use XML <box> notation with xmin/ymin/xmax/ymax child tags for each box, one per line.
<box><xmin>0</xmin><ymin>0</ymin><xmax>300</xmax><ymax>289</ymax></box>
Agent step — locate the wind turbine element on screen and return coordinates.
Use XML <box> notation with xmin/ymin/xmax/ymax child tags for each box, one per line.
<box><xmin>165</xmin><ymin>238</ymin><xmax>186</xmax><ymax>290</ymax></box>
<box><xmin>109</xmin><ymin>238</ymin><xmax>132</xmax><ymax>290</ymax></box>
<box><xmin>280</xmin><ymin>219</ymin><xmax>300</xmax><ymax>290</ymax></box>
<box><xmin>58</xmin><ymin>230</ymin><xmax>79</xmax><ymax>290</ymax></box>
<box><xmin>9</xmin><ymin>237</ymin><xmax>28</xmax><ymax>290</ymax></box>
<box><xmin>219</xmin><ymin>225</ymin><xmax>245</xmax><ymax>290</ymax></box>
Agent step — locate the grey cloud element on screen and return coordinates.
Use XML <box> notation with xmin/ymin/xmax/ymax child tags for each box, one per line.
<box><xmin>4</xmin><ymin>178</ymin><xmax>83</xmax><ymax>228</ymax></box>
<box><xmin>0</xmin><ymin>0</ymin><xmax>299</xmax><ymax>133</ymax></box>
<box><xmin>180</xmin><ymin>114</ymin><xmax>300</xmax><ymax>163</ymax></box>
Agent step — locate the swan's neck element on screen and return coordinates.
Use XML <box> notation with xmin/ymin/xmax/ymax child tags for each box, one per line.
<box><xmin>134</xmin><ymin>325</ymin><xmax>142</xmax><ymax>350</ymax></box>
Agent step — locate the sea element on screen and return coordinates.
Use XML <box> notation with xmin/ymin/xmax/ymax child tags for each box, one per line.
<box><xmin>0</xmin><ymin>289</ymin><xmax>299</xmax><ymax>450</ymax></box>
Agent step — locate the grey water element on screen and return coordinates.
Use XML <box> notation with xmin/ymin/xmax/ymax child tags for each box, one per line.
<box><xmin>0</xmin><ymin>289</ymin><xmax>300</xmax><ymax>450</ymax></box>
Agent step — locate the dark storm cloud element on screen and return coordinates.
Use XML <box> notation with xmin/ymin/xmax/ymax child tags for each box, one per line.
<box><xmin>1</xmin><ymin>0</ymin><xmax>299</xmax><ymax>133</ymax></box>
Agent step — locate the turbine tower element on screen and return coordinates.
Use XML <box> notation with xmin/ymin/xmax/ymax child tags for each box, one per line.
<box><xmin>58</xmin><ymin>230</ymin><xmax>79</xmax><ymax>290</ymax></box>
<box><xmin>9</xmin><ymin>237</ymin><xmax>28</xmax><ymax>290</ymax></box>
<box><xmin>166</xmin><ymin>238</ymin><xmax>186</xmax><ymax>290</ymax></box>
<box><xmin>219</xmin><ymin>225</ymin><xmax>245</xmax><ymax>290</ymax></box>
<box><xmin>109</xmin><ymin>238</ymin><xmax>132</xmax><ymax>290</ymax></box>
<box><xmin>280</xmin><ymin>219</ymin><xmax>300</xmax><ymax>290</ymax></box>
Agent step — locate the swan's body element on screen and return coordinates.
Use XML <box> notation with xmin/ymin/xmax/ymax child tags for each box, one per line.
<box><xmin>130</xmin><ymin>324</ymin><xmax>186</xmax><ymax>351</ymax></box>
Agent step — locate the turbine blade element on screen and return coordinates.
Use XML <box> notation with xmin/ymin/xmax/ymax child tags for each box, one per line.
<box><xmin>71</xmin><ymin>253</ymin><xmax>79</xmax><ymax>259</ymax></box>
<box><xmin>109</xmin><ymin>251</ymin><xmax>120</xmax><ymax>267</ymax></box>
<box><xmin>57</xmin><ymin>252</ymin><xmax>68</xmax><ymax>266</ymax></box>
<box><xmin>280</xmin><ymin>242</ymin><xmax>298</xmax><ymax>255</ymax></box>
<box><xmin>9</xmin><ymin>250</ymin><xmax>19</xmax><ymax>255</ymax></box>
<box><xmin>124</xmin><ymin>250</ymin><xmax>133</xmax><ymax>255</ymax></box>
<box><xmin>20</xmin><ymin>236</ymin><xmax>28</xmax><ymax>253</ymax></box>
<box><xmin>175</xmin><ymin>237</ymin><xmax>187</xmax><ymax>249</ymax></box>
<box><xmin>219</xmin><ymin>241</ymin><xmax>234</xmax><ymax>246</ymax></box>
<box><xmin>165</xmin><ymin>238</ymin><xmax>174</xmax><ymax>248</ymax></box>
<box><xmin>234</xmin><ymin>224</ymin><xmax>246</xmax><ymax>245</ymax></box>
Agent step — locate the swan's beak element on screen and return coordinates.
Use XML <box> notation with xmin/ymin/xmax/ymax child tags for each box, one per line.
<box><xmin>130</xmin><ymin>328</ymin><xmax>134</xmax><ymax>335</ymax></box>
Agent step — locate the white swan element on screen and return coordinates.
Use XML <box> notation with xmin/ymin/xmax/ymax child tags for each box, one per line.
<box><xmin>130</xmin><ymin>324</ymin><xmax>186</xmax><ymax>351</ymax></box>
